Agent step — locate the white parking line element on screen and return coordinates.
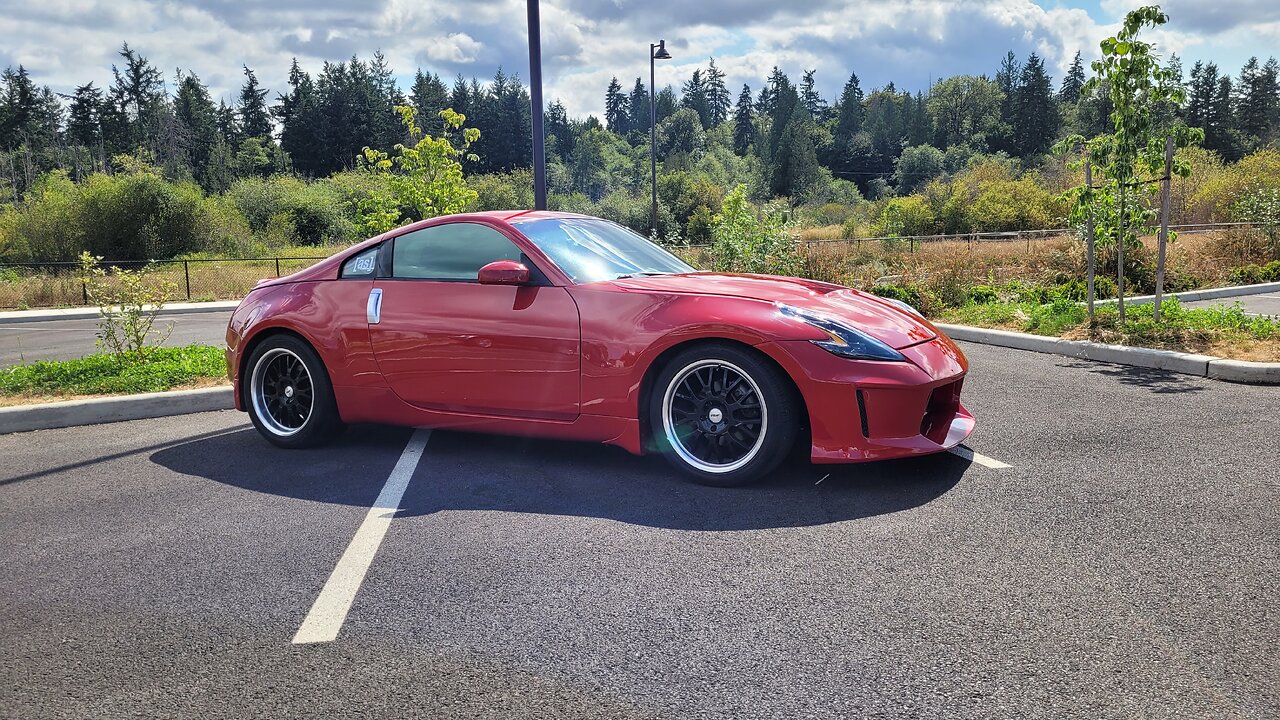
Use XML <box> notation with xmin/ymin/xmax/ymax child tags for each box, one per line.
<box><xmin>292</xmin><ymin>428</ymin><xmax>431</xmax><ymax>645</ymax></box>
<box><xmin>948</xmin><ymin>445</ymin><xmax>1011</xmax><ymax>469</ymax></box>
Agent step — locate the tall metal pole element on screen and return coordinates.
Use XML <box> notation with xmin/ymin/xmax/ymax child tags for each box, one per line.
<box><xmin>527</xmin><ymin>0</ymin><xmax>547</xmax><ymax>210</ymax></box>
<box><xmin>649</xmin><ymin>44</ymin><xmax>659</xmax><ymax>234</ymax></box>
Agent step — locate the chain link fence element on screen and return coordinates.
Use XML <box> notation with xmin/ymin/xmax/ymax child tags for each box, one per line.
<box><xmin>0</xmin><ymin>257</ymin><xmax>326</xmax><ymax>310</ymax></box>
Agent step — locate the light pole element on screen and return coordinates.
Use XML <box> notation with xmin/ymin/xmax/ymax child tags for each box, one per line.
<box><xmin>527</xmin><ymin>0</ymin><xmax>547</xmax><ymax>210</ymax></box>
<box><xmin>649</xmin><ymin>39</ymin><xmax>671</xmax><ymax>234</ymax></box>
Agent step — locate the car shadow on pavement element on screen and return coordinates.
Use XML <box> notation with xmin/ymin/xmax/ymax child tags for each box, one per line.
<box><xmin>1054</xmin><ymin>359</ymin><xmax>1207</xmax><ymax>394</ymax></box>
<box><xmin>151</xmin><ymin>424</ymin><xmax>969</xmax><ymax>531</ymax></box>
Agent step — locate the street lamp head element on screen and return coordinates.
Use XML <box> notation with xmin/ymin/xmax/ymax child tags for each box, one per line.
<box><xmin>652</xmin><ymin>40</ymin><xmax>672</xmax><ymax>60</ymax></box>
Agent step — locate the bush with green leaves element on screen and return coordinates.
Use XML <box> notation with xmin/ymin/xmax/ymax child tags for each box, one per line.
<box><xmin>708</xmin><ymin>185</ymin><xmax>800</xmax><ymax>276</ymax></box>
<box><xmin>1</xmin><ymin>344</ymin><xmax>225</xmax><ymax>396</ymax></box>
<box><xmin>79</xmin><ymin>252</ymin><xmax>176</xmax><ymax>361</ymax></box>
<box><xmin>357</xmin><ymin>106</ymin><xmax>480</xmax><ymax>235</ymax></box>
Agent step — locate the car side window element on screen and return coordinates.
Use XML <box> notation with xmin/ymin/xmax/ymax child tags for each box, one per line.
<box><xmin>340</xmin><ymin>246</ymin><xmax>379</xmax><ymax>279</ymax></box>
<box><xmin>392</xmin><ymin>223</ymin><xmax>523</xmax><ymax>281</ymax></box>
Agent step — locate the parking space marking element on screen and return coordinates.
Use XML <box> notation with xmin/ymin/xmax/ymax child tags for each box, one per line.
<box><xmin>292</xmin><ymin>428</ymin><xmax>431</xmax><ymax>645</ymax></box>
<box><xmin>948</xmin><ymin>445</ymin><xmax>1012</xmax><ymax>469</ymax></box>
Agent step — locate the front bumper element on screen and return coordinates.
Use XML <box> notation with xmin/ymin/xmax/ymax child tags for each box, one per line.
<box><xmin>757</xmin><ymin>334</ymin><xmax>974</xmax><ymax>463</ymax></box>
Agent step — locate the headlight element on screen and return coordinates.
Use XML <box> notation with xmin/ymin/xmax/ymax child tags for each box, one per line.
<box><xmin>777</xmin><ymin>304</ymin><xmax>905</xmax><ymax>362</ymax></box>
<box><xmin>879</xmin><ymin>296</ymin><xmax>924</xmax><ymax>318</ymax></box>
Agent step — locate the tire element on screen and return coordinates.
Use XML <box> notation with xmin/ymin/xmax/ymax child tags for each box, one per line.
<box><xmin>244</xmin><ymin>334</ymin><xmax>344</xmax><ymax>449</ymax></box>
<box><xmin>649</xmin><ymin>343</ymin><xmax>800</xmax><ymax>487</ymax></box>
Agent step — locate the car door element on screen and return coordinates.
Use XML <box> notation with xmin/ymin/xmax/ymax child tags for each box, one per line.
<box><xmin>366</xmin><ymin>221</ymin><xmax>581</xmax><ymax>421</ymax></box>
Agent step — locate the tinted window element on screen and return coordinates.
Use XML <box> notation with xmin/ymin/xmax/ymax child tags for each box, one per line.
<box><xmin>340</xmin><ymin>246</ymin><xmax>379</xmax><ymax>278</ymax></box>
<box><xmin>512</xmin><ymin>217</ymin><xmax>694</xmax><ymax>284</ymax></box>
<box><xmin>392</xmin><ymin>223</ymin><xmax>524</xmax><ymax>281</ymax></box>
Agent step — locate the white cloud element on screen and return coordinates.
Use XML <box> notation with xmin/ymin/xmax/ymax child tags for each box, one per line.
<box><xmin>0</xmin><ymin>0</ymin><xmax>1264</xmax><ymax>119</ymax></box>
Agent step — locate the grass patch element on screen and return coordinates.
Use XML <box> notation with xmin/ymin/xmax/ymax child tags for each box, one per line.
<box><xmin>0</xmin><ymin>344</ymin><xmax>227</xmax><ymax>398</ymax></box>
<box><xmin>940</xmin><ymin>297</ymin><xmax>1280</xmax><ymax>361</ymax></box>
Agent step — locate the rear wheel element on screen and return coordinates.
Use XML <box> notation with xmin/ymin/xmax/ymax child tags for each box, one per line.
<box><xmin>245</xmin><ymin>334</ymin><xmax>344</xmax><ymax>448</ymax></box>
<box><xmin>650</xmin><ymin>344</ymin><xmax>799</xmax><ymax>486</ymax></box>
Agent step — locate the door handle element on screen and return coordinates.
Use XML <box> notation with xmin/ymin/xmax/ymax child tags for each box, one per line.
<box><xmin>367</xmin><ymin>288</ymin><xmax>383</xmax><ymax>324</ymax></box>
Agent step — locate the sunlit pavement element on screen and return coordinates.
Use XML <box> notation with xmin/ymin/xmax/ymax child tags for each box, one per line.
<box><xmin>2</xmin><ymin>342</ymin><xmax>1277</xmax><ymax>719</ymax></box>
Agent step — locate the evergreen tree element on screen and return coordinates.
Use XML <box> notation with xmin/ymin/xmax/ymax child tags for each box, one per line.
<box><xmin>107</xmin><ymin>43</ymin><xmax>167</xmax><ymax>151</ymax></box>
<box><xmin>1013</xmin><ymin>53</ymin><xmax>1059</xmax><ymax>157</ymax></box>
<box><xmin>449</xmin><ymin>75</ymin><xmax>471</xmax><ymax>120</ymax></box>
<box><xmin>627</xmin><ymin>78</ymin><xmax>649</xmax><ymax>142</ymax></box>
<box><xmin>762</xmin><ymin>70</ymin><xmax>797</xmax><ymax>169</ymax></box>
<box><xmin>1059</xmin><ymin>51</ymin><xmax>1086</xmax><ymax>103</ymax></box>
<box><xmin>991</xmin><ymin>51</ymin><xmax>1020</xmax><ymax>154</ymax></box>
<box><xmin>732</xmin><ymin>84</ymin><xmax>754</xmax><ymax>156</ymax></box>
<box><xmin>0</xmin><ymin>66</ymin><xmax>57</xmax><ymax>150</ymax></box>
<box><xmin>800</xmin><ymin>69</ymin><xmax>827</xmax><ymax>119</ymax></box>
<box><xmin>410</xmin><ymin>70</ymin><xmax>448</xmax><ymax>133</ymax></box>
<box><xmin>1210</xmin><ymin>73</ymin><xmax>1240</xmax><ymax>160</ymax></box>
<box><xmin>681</xmin><ymin>69</ymin><xmax>711</xmax><ymax>128</ymax></box>
<box><xmin>771</xmin><ymin>101</ymin><xmax>820</xmax><ymax>199</ymax></box>
<box><xmin>605</xmin><ymin>76</ymin><xmax>630</xmax><ymax>135</ymax></box>
<box><xmin>705</xmin><ymin>58</ymin><xmax>731</xmax><ymax>126</ymax></box>
<box><xmin>863</xmin><ymin>83</ymin><xmax>910</xmax><ymax>178</ymax></box>
<box><xmin>275</xmin><ymin>59</ymin><xmax>323</xmax><ymax>176</ymax></box>
<box><xmin>173</xmin><ymin>72</ymin><xmax>219</xmax><ymax>186</ymax></box>
<box><xmin>66</xmin><ymin>82</ymin><xmax>104</xmax><ymax>149</ymax></box>
<box><xmin>757</xmin><ymin>67</ymin><xmax>788</xmax><ymax>114</ymax></box>
<box><xmin>831</xmin><ymin>72</ymin><xmax>866</xmax><ymax>175</ymax></box>
<box><xmin>215</xmin><ymin>99</ymin><xmax>239</xmax><ymax>148</ymax></box>
<box><xmin>238</xmin><ymin>66</ymin><xmax>272</xmax><ymax>140</ymax></box>
<box><xmin>546</xmin><ymin>99</ymin><xmax>573</xmax><ymax>157</ymax></box>
<box><xmin>655</xmin><ymin>86</ymin><xmax>677</xmax><ymax>123</ymax></box>
<box><xmin>1235</xmin><ymin>57</ymin><xmax>1274</xmax><ymax>145</ymax></box>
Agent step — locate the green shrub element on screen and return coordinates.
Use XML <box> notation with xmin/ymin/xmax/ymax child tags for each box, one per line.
<box><xmin>709</xmin><ymin>185</ymin><xmax>799</xmax><ymax>275</ymax></box>
<box><xmin>0</xmin><ymin>345</ymin><xmax>225</xmax><ymax>396</ymax></box>
<box><xmin>967</xmin><ymin>285</ymin><xmax>999</xmax><ymax>304</ymax></box>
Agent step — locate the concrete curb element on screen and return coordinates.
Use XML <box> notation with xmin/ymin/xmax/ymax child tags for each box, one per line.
<box><xmin>936</xmin><ymin>323</ymin><xmax>1280</xmax><ymax>385</ymax></box>
<box><xmin>1094</xmin><ymin>281</ymin><xmax>1280</xmax><ymax>308</ymax></box>
<box><xmin>0</xmin><ymin>386</ymin><xmax>234</xmax><ymax>434</ymax></box>
<box><xmin>0</xmin><ymin>301</ymin><xmax>241</xmax><ymax>325</ymax></box>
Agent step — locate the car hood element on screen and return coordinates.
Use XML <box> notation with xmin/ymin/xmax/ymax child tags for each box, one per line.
<box><xmin>608</xmin><ymin>272</ymin><xmax>937</xmax><ymax>349</ymax></box>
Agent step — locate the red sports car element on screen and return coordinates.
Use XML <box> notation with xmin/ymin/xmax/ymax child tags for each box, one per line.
<box><xmin>226</xmin><ymin>211</ymin><xmax>973</xmax><ymax>486</ymax></box>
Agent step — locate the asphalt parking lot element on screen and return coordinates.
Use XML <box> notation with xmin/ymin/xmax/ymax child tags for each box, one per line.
<box><xmin>2</xmin><ymin>341</ymin><xmax>1278</xmax><ymax>719</ymax></box>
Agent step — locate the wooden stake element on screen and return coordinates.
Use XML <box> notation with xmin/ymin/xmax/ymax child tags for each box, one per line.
<box><xmin>1154</xmin><ymin>136</ymin><xmax>1173</xmax><ymax>322</ymax></box>
<box><xmin>1085</xmin><ymin>159</ymin><xmax>1096</xmax><ymax>324</ymax></box>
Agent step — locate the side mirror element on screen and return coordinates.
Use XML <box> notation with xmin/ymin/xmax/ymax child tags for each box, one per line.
<box><xmin>477</xmin><ymin>260</ymin><xmax>530</xmax><ymax>286</ymax></box>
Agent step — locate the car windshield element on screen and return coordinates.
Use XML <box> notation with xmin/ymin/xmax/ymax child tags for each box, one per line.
<box><xmin>513</xmin><ymin>217</ymin><xmax>696</xmax><ymax>284</ymax></box>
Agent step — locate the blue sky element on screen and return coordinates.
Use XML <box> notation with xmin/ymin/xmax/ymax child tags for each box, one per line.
<box><xmin>1</xmin><ymin>0</ymin><xmax>1275</xmax><ymax>119</ymax></box>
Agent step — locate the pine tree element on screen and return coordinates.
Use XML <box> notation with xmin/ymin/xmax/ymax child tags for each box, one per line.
<box><xmin>1235</xmin><ymin>57</ymin><xmax>1273</xmax><ymax>145</ymax></box>
<box><xmin>771</xmin><ymin>101</ymin><xmax>820</xmax><ymax>199</ymax></box>
<box><xmin>216</xmin><ymin>99</ymin><xmax>239</xmax><ymax>147</ymax></box>
<box><xmin>681</xmin><ymin>69</ymin><xmax>711</xmax><ymax>128</ymax></box>
<box><xmin>238</xmin><ymin>66</ymin><xmax>272</xmax><ymax>140</ymax></box>
<box><xmin>545</xmin><ymin>99</ymin><xmax>573</xmax><ymax>157</ymax></box>
<box><xmin>1209</xmin><ymin>72</ymin><xmax>1239</xmax><ymax>160</ymax></box>
<box><xmin>705</xmin><ymin>58</ymin><xmax>731</xmax><ymax>126</ymax></box>
<box><xmin>605</xmin><ymin>76</ymin><xmax>630</xmax><ymax>135</ymax></box>
<box><xmin>275</xmin><ymin>59</ymin><xmax>323</xmax><ymax>176</ymax></box>
<box><xmin>449</xmin><ymin>75</ymin><xmax>471</xmax><ymax>121</ymax></box>
<box><xmin>732</xmin><ymin>84</ymin><xmax>754</xmax><ymax>156</ymax></box>
<box><xmin>992</xmin><ymin>51</ymin><xmax>1021</xmax><ymax>154</ymax></box>
<box><xmin>410</xmin><ymin>70</ymin><xmax>448</xmax><ymax>133</ymax></box>
<box><xmin>1013</xmin><ymin>53</ymin><xmax>1059</xmax><ymax>157</ymax></box>
<box><xmin>66</xmin><ymin>82</ymin><xmax>104</xmax><ymax>150</ymax></box>
<box><xmin>627</xmin><ymin>78</ymin><xmax>649</xmax><ymax>142</ymax></box>
<box><xmin>173</xmin><ymin>72</ymin><xmax>219</xmax><ymax>187</ymax></box>
<box><xmin>655</xmin><ymin>86</ymin><xmax>677</xmax><ymax>124</ymax></box>
<box><xmin>831</xmin><ymin>73</ymin><xmax>866</xmax><ymax>177</ymax></box>
<box><xmin>800</xmin><ymin>69</ymin><xmax>827</xmax><ymax>119</ymax></box>
<box><xmin>1060</xmin><ymin>51</ymin><xmax>1086</xmax><ymax>103</ymax></box>
<box><xmin>108</xmin><ymin>43</ymin><xmax>167</xmax><ymax>151</ymax></box>
<box><xmin>0</xmin><ymin>66</ymin><xmax>54</xmax><ymax>150</ymax></box>
<box><xmin>757</xmin><ymin>67</ymin><xmax>787</xmax><ymax>114</ymax></box>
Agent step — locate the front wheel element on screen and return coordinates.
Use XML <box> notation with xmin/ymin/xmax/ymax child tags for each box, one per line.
<box><xmin>650</xmin><ymin>344</ymin><xmax>800</xmax><ymax>486</ymax></box>
<box><xmin>245</xmin><ymin>334</ymin><xmax>344</xmax><ymax>448</ymax></box>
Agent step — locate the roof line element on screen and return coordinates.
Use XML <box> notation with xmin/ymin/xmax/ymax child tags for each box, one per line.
<box><xmin>504</xmin><ymin>209</ymin><xmax>538</xmax><ymax>221</ymax></box>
